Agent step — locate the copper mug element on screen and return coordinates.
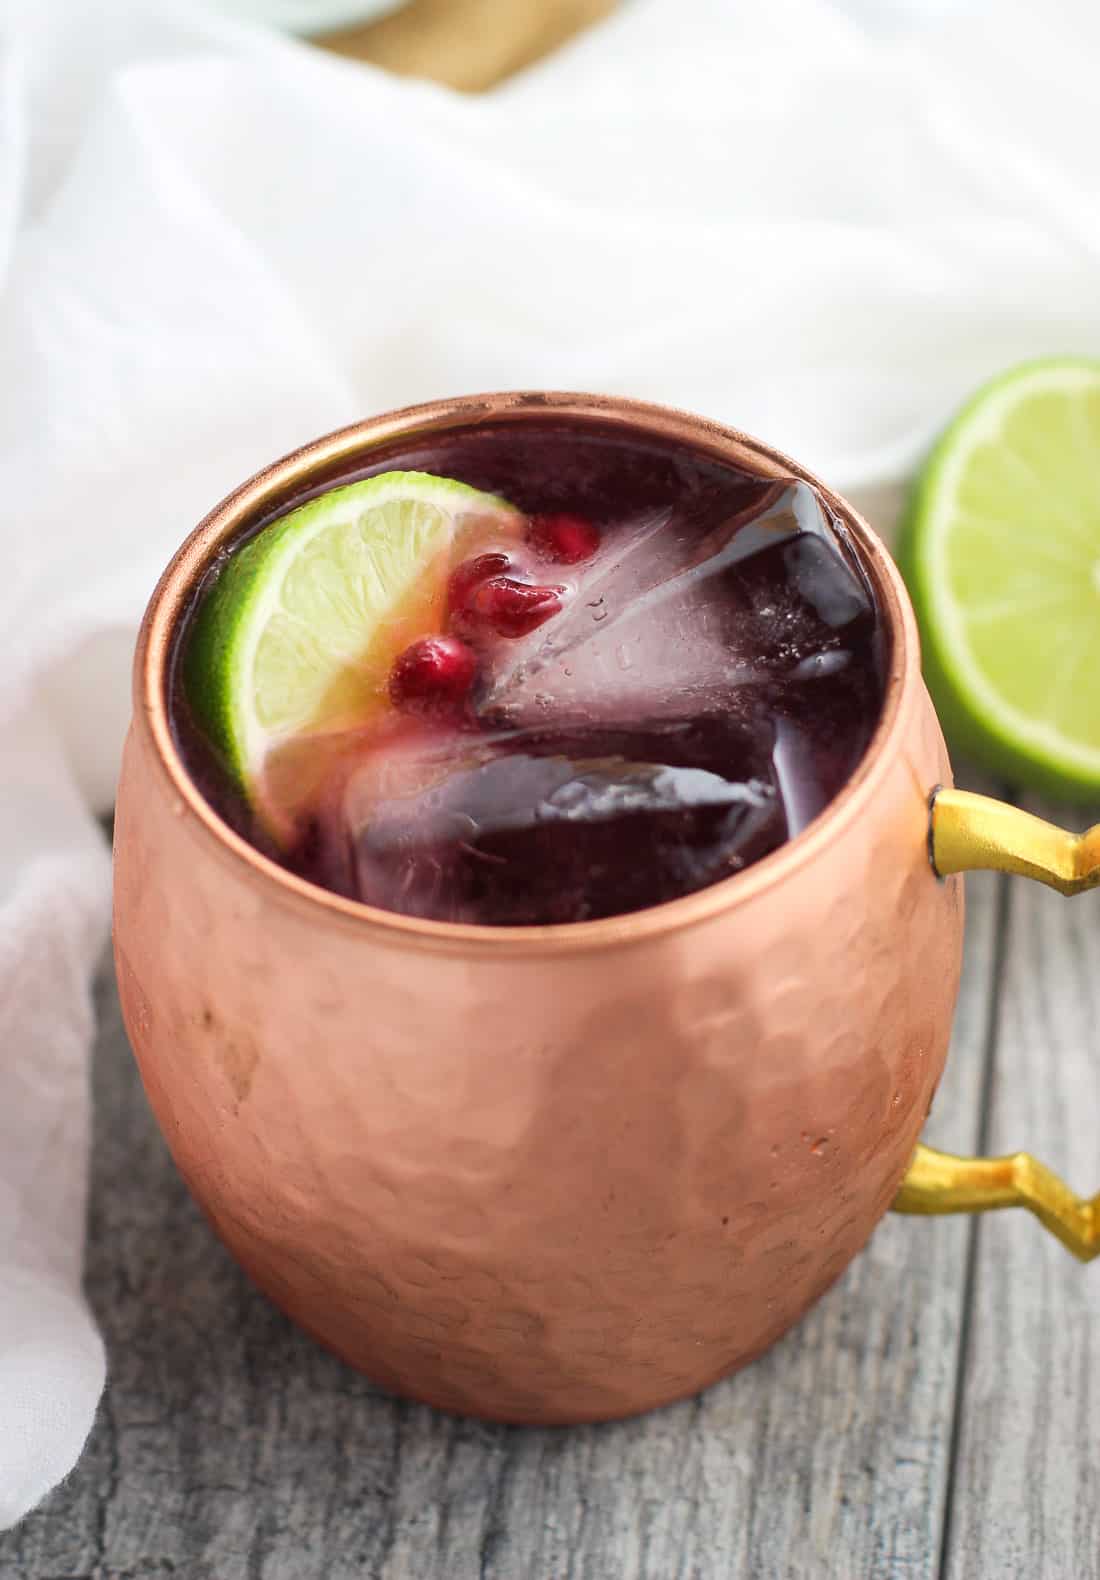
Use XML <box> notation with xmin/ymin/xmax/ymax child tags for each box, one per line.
<box><xmin>113</xmin><ymin>393</ymin><xmax>1100</xmax><ymax>1425</ymax></box>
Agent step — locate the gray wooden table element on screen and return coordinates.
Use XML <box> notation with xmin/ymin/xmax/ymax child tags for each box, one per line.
<box><xmin>4</xmin><ymin>775</ymin><xmax>1099</xmax><ymax>1580</ymax></box>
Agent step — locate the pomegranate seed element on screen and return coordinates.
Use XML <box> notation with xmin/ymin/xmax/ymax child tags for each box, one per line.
<box><xmin>459</xmin><ymin>576</ymin><xmax>564</xmax><ymax>638</ymax></box>
<box><xmin>389</xmin><ymin>635</ymin><xmax>477</xmax><ymax>716</ymax></box>
<box><xmin>447</xmin><ymin>552</ymin><xmax>513</xmax><ymax>619</ymax></box>
<box><xmin>528</xmin><ymin>512</ymin><xmax>599</xmax><ymax>565</ymax></box>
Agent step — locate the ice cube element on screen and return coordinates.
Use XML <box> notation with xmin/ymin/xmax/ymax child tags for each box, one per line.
<box><xmin>771</xmin><ymin>715</ymin><xmax>830</xmax><ymax>837</ymax></box>
<box><xmin>324</xmin><ymin>719</ymin><xmax>787</xmax><ymax>924</ymax></box>
<box><xmin>479</xmin><ymin>481</ymin><xmax>871</xmax><ymax>732</ymax></box>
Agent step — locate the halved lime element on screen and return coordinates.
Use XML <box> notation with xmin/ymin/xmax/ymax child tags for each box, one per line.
<box><xmin>898</xmin><ymin>358</ymin><xmax>1100</xmax><ymax>801</ymax></box>
<box><xmin>184</xmin><ymin>470</ymin><xmax>520</xmax><ymax>835</ymax></box>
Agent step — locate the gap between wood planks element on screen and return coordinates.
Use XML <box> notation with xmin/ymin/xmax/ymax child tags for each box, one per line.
<box><xmin>936</xmin><ymin>862</ymin><xmax>1014</xmax><ymax>1579</ymax></box>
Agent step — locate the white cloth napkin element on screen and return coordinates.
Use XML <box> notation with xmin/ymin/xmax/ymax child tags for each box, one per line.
<box><xmin>3</xmin><ymin>0</ymin><xmax>1099</xmax><ymax>1527</ymax></box>
<box><xmin>215</xmin><ymin>0</ymin><xmax>397</xmax><ymax>36</ymax></box>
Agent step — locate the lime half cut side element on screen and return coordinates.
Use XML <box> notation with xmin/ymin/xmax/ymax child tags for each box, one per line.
<box><xmin>184</xmin><ymin>470</ymin><xmax>521</xmax><ymax>837</ymax></box>
<box><xmin>899</xmin><ymin>358</ymin><xmax>1100</xmax><ymax>801</ymax></box>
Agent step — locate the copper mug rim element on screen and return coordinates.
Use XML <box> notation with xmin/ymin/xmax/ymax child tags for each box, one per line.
<box><xmin>136</xmin><ymin>389</ymin><xmax>920</xmax><ymax>956</ymax></box>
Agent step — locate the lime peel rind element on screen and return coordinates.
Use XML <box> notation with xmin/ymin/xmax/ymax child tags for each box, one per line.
<box><xmin>899</xmin><ymin>357</ymin><xmax>1100</xmax><ymax>802</ymax></box>
<box><xmin>183</xmin><ymin>469</ymin><xmax>520</xmax><ymax>801</ymax></box>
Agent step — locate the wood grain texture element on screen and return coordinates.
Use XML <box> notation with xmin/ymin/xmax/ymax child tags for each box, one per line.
<box><xmin>942</xmin><ymin>795</ymin><xmax>1100</xmax><ymax>1580</ymax></box>
<box><xmin>0</xmin><ymin>854</ymin><xmax>1000</xmax><ymax>1580</ymax></box>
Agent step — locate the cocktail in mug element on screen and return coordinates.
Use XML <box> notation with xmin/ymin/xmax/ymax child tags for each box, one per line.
<box><xmin>114</xmin><ymin>394</ymin><xmax>1100</xmax><ymax>1425</ymax></box>
<box><xmin>173</xmin><ymin>420</ymin><xmax>886</xmax><ymax>923</ymax></box>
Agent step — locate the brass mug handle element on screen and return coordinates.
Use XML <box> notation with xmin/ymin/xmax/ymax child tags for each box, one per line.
<box><xmin>893</xmin><ymin>788</ymin><xmax>1100</xmax><ymax>1261</ymax></box>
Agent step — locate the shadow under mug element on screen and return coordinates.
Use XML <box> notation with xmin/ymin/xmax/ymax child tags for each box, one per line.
<box><xmin>113</xmin><ymin>392</ymin><xmax>1100</xmax><ymax>1425</ymax></box>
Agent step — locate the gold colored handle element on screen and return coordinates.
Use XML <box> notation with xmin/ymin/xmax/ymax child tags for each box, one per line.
<box><xmin>892</xmin><ymin>788</ymin><xmax>1100</xmax><ymax>1259</ymax></box>
<box><xmin>929</xmin><ymin>786</ymin><xmax>1100</xmax><ymax>895</ymax></box>
<box><xmin>895</xmin><ymin>1145</ymin><xmax>1099</xmax><ymax>1262</ymax></box>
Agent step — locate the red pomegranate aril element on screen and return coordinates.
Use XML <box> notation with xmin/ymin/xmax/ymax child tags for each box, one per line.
<box><xmin>461</xmin><ymin>576</ymin><xmax>564</xmax><ymax>638</ymax></box>
<box><xmin>389</xmin><ymin>635</ymin><xmax>478</xmax><ymax>716</ymax></box>
<box><xmin>528</xmin><ymin>512</ymin><xmax>599</xmax><ymax>565</ymax></box>
<box><xmin>447</xmin><ymin>551</ymin><xmax>513</xmax><ymax>618</ymax></box>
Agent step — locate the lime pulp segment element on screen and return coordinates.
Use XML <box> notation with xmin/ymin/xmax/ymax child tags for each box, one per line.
<box><xmin>184</xmin><ymin>470</ymin><xmax>520</xmax><ymax>795</ymax></box>
<box><xmin>899</xmin><ymin>358</ymin><xmax>1100</xmax><ymax>798</ymax></box>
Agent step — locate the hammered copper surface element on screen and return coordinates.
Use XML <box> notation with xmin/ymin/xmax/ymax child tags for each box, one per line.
<box><xmin>112</xmin><ymin>394</ymin><xmax>964</xmax><ymax>1424</ymax></box>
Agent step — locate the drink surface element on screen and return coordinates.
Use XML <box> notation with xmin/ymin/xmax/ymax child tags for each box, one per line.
<box><xmin>172</xmin><ymin>423</ymin><xmax>887</xmax><ymax>924</ymax></box>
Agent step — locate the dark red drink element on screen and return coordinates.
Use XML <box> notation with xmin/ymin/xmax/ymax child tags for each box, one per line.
<box><xmin>172</xmin><ymin>423</ymin><xmax>886</xmax><ymax>924</ymax></box>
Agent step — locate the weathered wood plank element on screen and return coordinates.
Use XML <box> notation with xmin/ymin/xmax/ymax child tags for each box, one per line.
<box><xmin>942</xmin><ymin>795</ymin><xmax>1100</xmax><ymax>1580</ymax></box>
<box><xmin>1</xmin><ymin>837</ymin><xmax>999</xmax><ymax>1580</ymax></box>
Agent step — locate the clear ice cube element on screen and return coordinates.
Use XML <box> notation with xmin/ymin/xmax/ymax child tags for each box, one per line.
<box><xmin>480</xmin><ymin>482</ymin><xmax>872</xmax><ymax>732</ymax></box>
